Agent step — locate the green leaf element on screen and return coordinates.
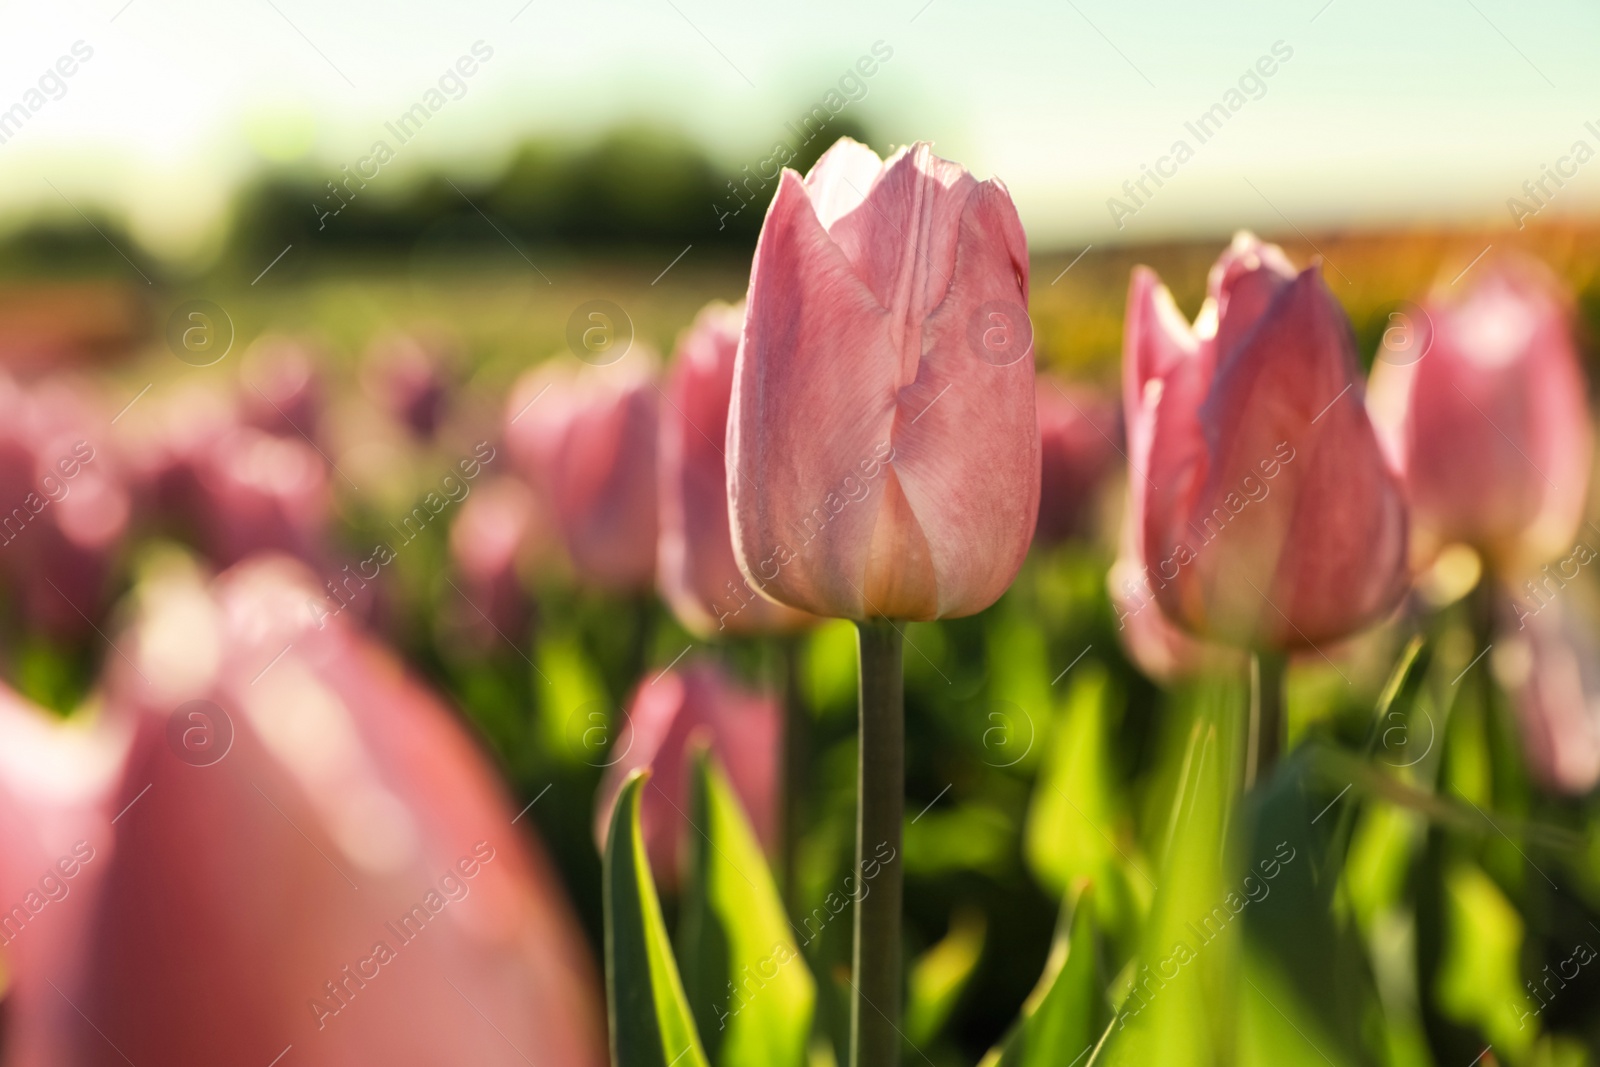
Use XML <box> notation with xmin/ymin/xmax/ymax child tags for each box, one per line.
<box><xmin>1433</xmin><ymin>859</ymin><xmax>1537</xmax><ymax>1060</ymax></box>
<box><xmin>905</xmin><ymin>908</ymin><xmax>987</xmax><ymax>1048</ymax></box>
<box><xmin>982</xmin><ymin>883</ymin><xmax>1109</xmax><ymax>1067</ymax></box>
<box><xmin>1024</xmin><ymin>662</ymin><xmax>1148</xmax><ymax>944</ymax></box>
<box><xmin>1235</xmin><ymin>750</ymin><xmax>1375</xmax><ymax>1067</ymax></box>
<box><xmin>679</xmin><ymin>750</ymin><xmax>814</xmax><ymax>1067</ymax></box>
<box><xmin>604</xmin><ymin>770</ymin><xmax>711</xmax><ymax>1067</ymax></box>
<box><xmin>1097</xmin><ymin>674</ymin><xmax>1247</xmax><ymax>1067</ymax></box>
<box><xmin>537</xmin><ymin>633</ymin><xmax>610</xmax><ymax>765</ymax></box>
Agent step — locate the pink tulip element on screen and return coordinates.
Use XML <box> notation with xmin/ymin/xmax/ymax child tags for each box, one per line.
<box><xmin>659</xmin><ymin>301</ymin><xmax>815</xmax><ymax>635</ymax></box>
<box><xmin>240</xmin><ymin>334</ymin><xmax>325</xmax><ymax>439</ymax></box>
<box><xmin>1494</xmin><ymin>587</ymin><xmax>1600</xmax><ymax>794</ymax></box>
<box><xmin>447</xmin><ymin>474</ymin><xmax>542</xmax><ymax>646</ymax></box>
<box><xmin>0</xmin><ymin>686</ymin><xmax>128</xmax><ymax>1067</ymax></box>
<box><xmin>116</xmin><ymin>386</ymin><xmax>327</xmax><ymax>568</ymax></box>
<box><xmin>117</xmin><ymin>380</ymin><xmax>240</xmax><ymax>527</ymax></box>
<box><xmin>363</xmin><ymin>332</ymin><xmax>453</xmax><ymax>439</ymax></box>
<box><xmin>43</xmin><ymin>555</ymin><xmax>606</xmax><ymax>1066</ymax></box>
<box><xmin>1034</xmin><ymin>377</ymin><xmax>1122</xmax><ymax>546</ymax></box>
<box><xmin>0</xmin><ymin>377</ymin><xmax>131</xmax><ymax>637</ymax></box>
<box><xmin>1368</xmin><ymin>255</ymin><xmax>1592</xmax><ymax>574</ymax></box>
<box><xmin>1126</xmin><ymin>232</ymin><xmax>1409</xmax><ymax>650</ymax></box>
<box><xmin>194</xmin><ymin>426</ymin><xmax>331</xmax><ymax>567</ymax></box>
<box><xmin>593</xmin><ymin>662</ymin><xmax>780</xmax><ymax>887</ymax></box>
<box><xmin>727</xmin><ymin>138</ymin><xmax>1039</xmax><ymax>621</ymax></box>
<box><xmin>504</xmin><ymin>352</ymin><xmax>659</xmax><ymax>592</ymax></box>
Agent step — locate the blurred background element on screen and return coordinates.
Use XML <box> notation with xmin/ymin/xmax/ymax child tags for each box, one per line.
<box><xmin>2</xmin><ymin>1</ymin><xmax>1600</xmax><ymax>1065</ymax></box>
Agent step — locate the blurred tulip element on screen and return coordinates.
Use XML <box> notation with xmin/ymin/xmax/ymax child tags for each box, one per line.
<box><xmin>1368</xmin><ymin>256</ymin><xmax>1592</xmax><ymax>574</ymax></box>
<box><xmin>593</xmin><ymin>662</ymin><xmax>780</xmax><ymax>887</ymax></box>
<box><xmin>659</xmin><ymin>301</ymin><xmax>815</xmax><ymax>635</ymax></box>
<box><xmin>504</xmin><ymin>352</ymin><xmax>659</xmax><ymax>591</ymax></box>
<box><xmin>41</xmin><ymin>555</ymin><xmax>607</xmax><ymax>1066</ymax></box>
<box><xmin>117</xmin><ymin>380</ymin><xmax>239</xmax><ymax>527</ymax></box>
<box><xmin>194</xmin><ymin>427</ymin><xmax>331</xmax><ymax>567</ymax></box>
<box><xmin>1034</xmin><ymin>376</ymin><xmax>1122</xmax><ymax>547</ymax></box>
<box><xmin>363</xmin><ymin>332</ymin><xmax>453</xmax><ymax>439</ymax></box>
<box><xmin>1494</xmin><ymin>587</ymin><xmax>1600</xmax><ymax>794</ymax></box>
<box><xmin>727</xmin><ymin>138</ymin><xmax>1038</xmax><ymax>621</ymax></box>
<box><xmin>1125</xmin><ymin>232</ymin><xmax>1409</xmax><ymax>650</ymax></box>
<box><xmin>447</xmin><ymin>475</ymin><xmax>542</xmax><ymax>646</ymax></box>
<box><xmin>0</xmin><ymin>687</ymin><xmax>128</xmax><ymax>1067</ymax></box>
<box><xmin>116</xmin><ymin>383</ymin><xmax>328</xmax><ymax>568</ymax></box>
<box><xmin>240</xmin><ymin>334</ymin><xmax>325</xmax><ymax>438</ymax></box>
<box><xmin>0</xmin><ymin>377</ymin><xmax>131</xmax><ymax>637</ymax></box>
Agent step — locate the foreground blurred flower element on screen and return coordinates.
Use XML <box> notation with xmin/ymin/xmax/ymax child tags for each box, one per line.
<box><xmin>727</xmin><ymin>138</ymin><xmax>1038</xmax><ymax>621</ymax></box>
<box><xmin>44</xmin><ymin>555</ymin><xmax>606</xmax><ymax>1066</ymax></box>
<box><xmin>1125</xmin><ymin>232</ymin><xmax>1409</xmax><ymax>649</ymax></box>
<box><xmin>0</xmin><ymin>376</ymin><xmax>131</xmax><ymax>637</ymax></box>
<box><xmin>1368</xmin><ymin>256</ymin><xmax>1593</xmax><ymax>574</ymax></box>
<box><xmin>505</xmin><ymin>352</ymin><xmax>659</xmax><ymax>591</ymax></box>
<box><xmin>363</xmin><ymin>331</ymin><xmax>453</xmax><ymax>439</ymax></box>
<box><xmin>593</xmin><ymin>662</ymin><xmax>779</xmax><ymax>887</ymax></box>
<box><xmin>1034</xmin><ymin>377</ymin><xmax>1122</xmax><ymax>547</ymax></box>
<box><xmin>0</xmin><ymin>687</ymin><xmax>127</xmax><ymax>1067</ymax></box>
<box><xmin>1494</xmin><ymin>588</ymin><xmax>1600</xmax><ymax>794</ymax></box>
<box><xmin>659</xmin><ymin>301</ymin><xmax>815</xmax><ymax>635</ymax></box>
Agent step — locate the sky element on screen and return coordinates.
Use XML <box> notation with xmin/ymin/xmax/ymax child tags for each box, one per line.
<box><xmin>1</xmin><ymin>0</ymin><xmax>1597</xmax><ymax>258</ymax></box>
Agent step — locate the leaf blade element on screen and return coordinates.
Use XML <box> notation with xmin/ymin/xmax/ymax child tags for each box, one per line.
<box><xmin>604</xmin><ymin>769</ymin><xmax>711</xmax><ymax>1067</ymax></box>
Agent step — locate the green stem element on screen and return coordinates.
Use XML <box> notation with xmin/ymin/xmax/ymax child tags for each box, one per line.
<box><xmin>851</xmin><ymin>619</ymin><xmax>904</xmax><ymax>1067</ymax></box>
<box><xmin>1248</xmin><ymin>650</ymin><xmax>1288</xmax><ymax>788</ymax></box>
<box><xmin>779</xmin><ymin>634</ymin><xmax>807</xmax><ymax>911</ymax></box>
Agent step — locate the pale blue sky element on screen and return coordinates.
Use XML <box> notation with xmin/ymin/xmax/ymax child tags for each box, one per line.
<box><xmin>1</xmin><ymin>0</ymin><xmax>1596</xmax><ymax>257</ymax></box>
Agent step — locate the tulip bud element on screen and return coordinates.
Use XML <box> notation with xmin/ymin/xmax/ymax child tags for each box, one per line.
<box><xmin>593</xmin><ymin>662</ymin><xmax>780</xmax><ymax>887</ymax></box>
<box><xmin>728</xmin><ymin>138</ymin><xmax>1039</xmax><ymax>621</ymax></box>
<box><xmin>1034</xmin><ymin>376</ymin><xmax>1122</xmax><ymax>547</ymax></box>
<box><xmin>1368</xmin><ymin>255</ymin><xmax>1593</xmax><ymax>574</ymax></box>
<box><xmin>53</xmin><ymin>555</ymin><xmax>607</xmax><ymax>1065</ymax></box>
<box><xmin>1126</xmin><ymin>232</ymin><xmax>1409</xmax><ymax>650</ymax></box>
<box><xmin>505</xmin><ymin>352</ymin><xmax>659</xmax><ymax>592</ymax></box>
<box><xmin>659</xmin><ymin>301</ymin><xmax>815</xmax><ymax>635</ymax></box>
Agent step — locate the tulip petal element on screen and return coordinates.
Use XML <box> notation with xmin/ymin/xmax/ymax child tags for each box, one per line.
<box><xmin>1187</xmin><ymin>268</ymin><xmax>1408</xmax><ymax>645</ymax></box>
<box><xmin>885</xmin><ymin>177</ymin><xmax>1037</xmax><ymax>618</ymax></box>
<box><xmin>729</xmin><ymin>169</ymin><xmax>897</xmax><ymax>619</ymax></box>
<box><xmin>825</xmin><ymin>143</ymin><xmax>979</xmax><ymax>379</ymax></box>
<box><xmin>802</xmin><ymin>136</ymin><xmax>886</xmax><ymax>229</ymax></box>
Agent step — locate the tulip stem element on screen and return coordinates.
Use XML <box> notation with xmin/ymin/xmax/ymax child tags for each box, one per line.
<box><xmin>851</xmin><ymin>619</ymin><xmax>904</xmax><ymax>1067</ymax></box>
<box><xmin>779</xmin><ymin>634</ymin><xmax>807</xmax><ymax>911</ymax></box>
<box><xmin>1248</xmin><ymin>651</ymin><xmax>1288</xmax><ymax>788</ymax></box>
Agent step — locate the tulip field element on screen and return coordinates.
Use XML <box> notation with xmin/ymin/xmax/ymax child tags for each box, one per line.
<box><xmin>5</xmin><ymin>135</ymin><xmax>1600</xmax><ymax>1067</ymax></box>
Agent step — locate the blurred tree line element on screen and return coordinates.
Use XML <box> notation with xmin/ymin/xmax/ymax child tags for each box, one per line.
<box><xmin>228</xmin><ymin>118</ymin><xmax>872</xmax><ymax>265</ymax></box>
<box><xmin>0</xmin><ymin>117</ymin><xmax>872</xmax><ymax>280</ymax></box>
